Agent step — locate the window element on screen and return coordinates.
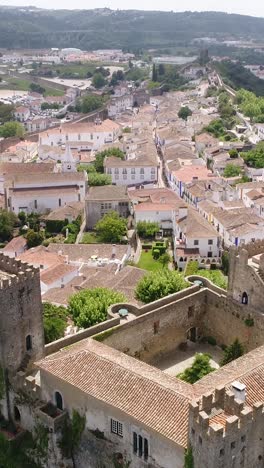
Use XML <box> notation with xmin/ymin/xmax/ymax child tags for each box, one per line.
<box><xmin>107</xmin><ymin>168</ymin><xmax>112</xmax><ymax>174</ymax></box>
<box><xmin>34</xmin><ymin>200</ymin><xmax>37</xmax><ymax>210</ymax></box>
<box><xmin>140</xmin><ymin>168</ymin><xmax>144</xmax><ymax>174</ymax></box>
<box><xmin>208</xmin><ymin>252</ymin><xmax>213</xmax><ymax>258</ymax></box>
<box><xmin>151</xmin><ymin>167</ymin><xmax>155</xmax><ymax>174</ymax></box>
<box><xmin>114</xmin><ymin>168</ymin><xmax>119</xmax><ymax>174</ymax></box>
<box><xmin>131</xmin><ymin>175</ymin><xmax>135</xmax><ymax>180</ymax></box>
<box><xmin>122</xmin><ymin>169</ymin><xmax>127</xmax><ymax>174</ymax></box>
<box><xmin>111</xmin><ymin>418</ymin><xmax>123</xmax><ymax>437</ymax></box>
<box><xmin>153</xmin><ymin>320</ymin><xmax>160</xmax><ymax>334</ymax></box>
<box><xmin>78</xmin><ymin>134</ymin><xmax>81</xmax><ymax>141</ymax></box>
<box><xmin>241</xmin><ymin>435</ymin><xmax>246</xmax><ymax>443</ymax></box>
<box><xmin>220</xmin><ymin>448</ymin><xmax>224</xmax><ymax>457</ymax></box>
<box><xmin>91</xmin><ymin>134</ymin><xmax>93</xmax><ymax>140</ymax></box>
<box><xmin>133</xmin><ymin>432</ymin><xmax>149</xmax><ymax>461</ymax></box>
<box><xmin>66</xmin><ymin>135</ymin><xmax>68</xmax><ymax>141</ymax></box>
<box><xmin>194</xmin><ymin>240</ymin><xmax>199</xmax><ymax>246</ymax></box>
<box><xmin>55</xmin><ymin>391</ymin><xmax>63</xmax><ymax>410</ymax></box>
<box><xmin>123</xmin><ymin>175</ymin><xmax>127</xmax><ymax>180</ymax></box>
<box><xmin>115</xmin><ymin>175</ymin><xmax>119</xmax><ymax>180</ymax></box>
<box><xmin>140</xmin><ymin>175</ymin><xmax>144</xmax><ymax>179</ymax></box>
<box><xmin>151</xmin><ymin>174</ymin><xmax>156</xmax><ymax>179</ymax></box>
<box><xmin>26</xmin><ymin>335</ymin><xmax>32</xmax><ymax>351</ymax></box>
<box><xmin>131</xmin><ymin>168</ymin><xmax>135</xmax><ymax>174</ymax></box>
<box><xmin>199</xmin><ymin>436</ymin><xmax>202</xmax><ymax>445</ymax></box>
<box><xmin>14</xmin><ymin>406</ymin><xmax>21</xmax><ymax>422</ymax></box>
<box><xmin>231</xmin><ymin>441</ymin><xmax>236</xmax><ymax>450</ymax></box>
<box><xmin>208</xmin><ymin>239</ymin><xmax>213</xmax><ymax>245</ymax></box>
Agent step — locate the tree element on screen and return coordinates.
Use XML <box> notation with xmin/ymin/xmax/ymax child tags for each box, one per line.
<box><xmin>136</xmin><ymin>270</ymin><xmax>189</xmax><ymax>304</ymax></box>
<box><xmin>95</xmin><ymin>211</ymin><xmax>127</xmax><ymax>243</ymax></box>
<box><xmin>0</xmin><ymin>121</ymin><xmax>25</xmax><ymax>138</ymax></box>
<box><xmin>220</xmin><ymin>339</ymin><xmax>244</xmax><ymax>366</ymax></box>
<box><xmin>136</xmin><ymin>221</ymin><xmax>159</xmax><ymax>238</ymax></box>
<box><xmin>152</xmin><ymin>64</ymin><xmax>158</xmax><ymax>82</ymax></box>
<box><xmin>0</xmin><ymin>210</ymin><xmax>17</xmax><ymax>242</ymax></box>
<box><xmin>26</xmin><ymin>229</ymin><xmax>44</xmax><ymax>248</ymax></box>
<box><xmin>94</xmin><ymin>148</ymin><xmax>124</xmax><ymax>173</ymax></box>
<box><xmin>229</xmin><ymin>149</ymin><xmax>239</xmax><ymax>159</ymax></box>
<box><xmin>29</xmin><ymin>82</ymin><xmax>46</xmax><ymax>94</ymax></box>
<box><xmin>223</xmin><ymin>164</ymin><xmax>241</xmax><ymax>178</ymax></box>
<box><xmin>76</xmin><ymin>94</ymin><xmax>103</xmax><ymax>114</ymax></box>
<box><xmin>59</xmin><ymin>410</ymin><xmax>86</xmax><ymax>466</ymax></box>
<box><xmin>88</xmin><ymin>172</ymin><xmax>112</xmax><ymax>186</ymax></box>
<box><xmin>43</xmin><ymin>302</ymin><xmax>68</xmax><ymax>344</ymax></box>
<box><xmin>221</xmin><ymin>251</ymin><xmax>229</xmax><ymax>276</ymax></box>
<box><xmin>0</xmin><ymin>103</ymin><xmax>14</xmax><ymax>123</ymax></box>
<box><xmin>184</xmin><ymin>447</ymin><xmax>194</xmax><ymax>468</ymax></box>
<box><xmin>241</xmin><ymin>142</ymin><xmax>264</xmax><ymax>168</ymax></box>
<box><xmin>177</xmin><ymin>353</ymin><xmax>214</xmax><ymax>383</ymax></box>
<box><xmin>92</xmin><ymin>72</ymin><xmax>106</xmax><ymax>89</ymax></box>
<box><xmin>158</xmin><ymin>253</ymin><xmax>171</xmax><ymax>268</ymax></box>
<box><xmin>68</xmin><ymin>287</ymin><xmax>126</xmax><ymax>328</ymax></box>
<box><xmin>178</xmin><ymin>106</ymin><xmax>192</xmax><ymax>121</ymax></box>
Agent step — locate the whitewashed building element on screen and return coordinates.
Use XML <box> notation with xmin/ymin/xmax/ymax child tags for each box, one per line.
<box><xmin>104</xmin><ymin>156</ymin><xmax>158</xmax><ymax>187</ymax></box>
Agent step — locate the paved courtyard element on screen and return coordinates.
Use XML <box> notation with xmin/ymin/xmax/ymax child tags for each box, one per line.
<box><xmin>152</xmin><ymin>342</ymin><xmax>224</xmax><ymax>377</ymax></box>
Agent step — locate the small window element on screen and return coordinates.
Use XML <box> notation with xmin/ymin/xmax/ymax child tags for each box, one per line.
<box><xmin>34</xmin><ymin>200</ymin><xmax>37</xmax><ymax>210</ymax></box>
<box><xmin>122</xmin><ymin>169</ymin><xmax>127</xmax><ymax>174</ymax></box>
<box><xmin>151</xmin><ymin>168</ymin><xmax>155</xmax><ymax>174</ymax></box>
<box><xmin>241</xmin><ymin>435</ymin><xmax>246</xmax><ymax>443</ymax></box>
<box><xmin>131</xmin><ymin>168</ymin><xmax>135</xmax><ymax>174</ymax></box>
<box><xmin>153</xmin><ymin>320</ymin><xmax>160</xmax><ymax>334</ymax></box>
<box><xmin>133</xmin><ymin>432</ymin><xmax>138</xmax><ymax>453</ymax></box>
<box><xmin>55</xmin><ymin>391</ymin><xmax>63</xmax><ymax>410</ymax></box>
<box><xmin>208</xmin><ymin>239</ymin><xmax>213</xmax><ymax>245</ymax></box>
<box><xmin>140</xmin><ymin>168</ymin><xmax>144</xmax><ymax>174</ymax></box>
<box><xmin>14</xmin><ymin>406</ymin><xmax>21</xmax><ymax>422</ymax></box>
<box><xmin>144</xmin><ymin>438</ymin><xmax>149</xmax><ymax>461</ymax></box>
<box><xmin>199</xmin><ymin>436</ymin><xmax>202</xmax><ymax>445</ymax></box>
<box><xmin>59</xmin><ymin>198</ymin><xmax>61</xmax><ymax>207</ymax></box>
<box><xmin>194</xmin><ymin>240</ymin><xmax>199</xmax><ymax>246</ymax></box>
<box><xmin>114</xmin><ymin>168</ymin><xmax>119</xmax><ymax>174</ymax></box>
<box><xmin>78</xmin><ymin>134</ymin><xmax>81</xmax><ymax>141</ymax></box>
<box><xmin>111</xmin><ymin>418</ymin><xmax>123</xmax><ymax>437</ymax></box>
<box><xmin>220</xmin><ymin>448</ymin><xmax>224</xmax><ymax>457</ymax></box>
<box><xmin>231</xmin><ymin>441</ymin><xmax>236</xmax><ymax>450</ymax></box>
<box><xmin>188</xmin><ymin>306</ymin><xmax>194</xmax><ymax>318</ymax></box>
<box><xmin>26</xmin><ymin>334</ymin><xmax>32</xmax><ymax>351</ymax></box>
<box><xmin>138</xmin><ymin>435</ymin><xmax>143</xmax><ymax>457</ymax></box>
<box><xmin>191</xmin><ymin>428</ymin><xmax>195</xmax><ymax>435</ymax></box>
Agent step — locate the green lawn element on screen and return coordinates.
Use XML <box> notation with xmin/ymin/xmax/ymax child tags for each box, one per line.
<box><xmin>2</xmin><ymin>77</ymin><xmax>64</xmax><ymax>96</ymax></box>
<box><xmin>81</xmin><ymin>232</ymin><xmax>101</xmax><ymax>244</ymax></box>
<box><xmin>137</xmin><ymin>249</ymin><xmax>163</xmax><ymax>272</ymax></box>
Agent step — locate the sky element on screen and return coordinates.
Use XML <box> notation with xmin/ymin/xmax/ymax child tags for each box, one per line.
<box><xmin>1</xmin><ymin>0</ymin><xmax>264</xmax><ymax>17</ymax></box>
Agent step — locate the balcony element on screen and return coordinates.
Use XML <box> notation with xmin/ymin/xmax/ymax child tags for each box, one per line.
<box><xmin>36</xmin><ymin>403</ymin><xmax>67</xmax><ymax>431</ymax></box>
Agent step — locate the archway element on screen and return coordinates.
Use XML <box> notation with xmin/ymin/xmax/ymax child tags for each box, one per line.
<box><xmin>242</xmin><ymin>292</ymin><xmax>248</xmax><ymax>305</ymax></box>
<box><xmin>14</xmin><ymin>406</ymin><xmax>21</xmax><ymax>422</ymax></box>
<box><xmin>26</xmin><ymin>335</ymin><xmax>32</xmax><ymax>351</ymax></box>
<box><xmin>55</xmin><ymin>391</ymin><xmax>63</xmax><ymax>410</ymax></box>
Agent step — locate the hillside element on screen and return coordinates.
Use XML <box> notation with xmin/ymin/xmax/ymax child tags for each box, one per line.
<box><xmin>0</xmin><ymin>7</ymin><xmax>264</xmax><ymax>50</ymax></box>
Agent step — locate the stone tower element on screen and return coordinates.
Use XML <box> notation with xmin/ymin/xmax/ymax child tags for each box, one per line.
<box><xmin>0</xmin><ymin>253</ymin><xmax>45</xmax><ymax>375</ymax></box>
<box><xmin>61</xmin><ymin>144</ymin><xmax>76</xmax><ymax>173</ymax></box>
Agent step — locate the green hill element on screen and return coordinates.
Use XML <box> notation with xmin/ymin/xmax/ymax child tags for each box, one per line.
<box><xmin>0</xmin><ymin>7</ymin><xmax>264</xmax><ymax>50</ymax></box>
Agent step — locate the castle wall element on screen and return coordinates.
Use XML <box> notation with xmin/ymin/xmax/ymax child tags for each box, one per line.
<box><xmin>98</xmin><ymin>289</ymin><xmax>207</xmax><ymax>363</ymax></box>
<box><xmin>189</xmin><ymin>388</ymin><xmax>264</xmax><ymax>468</ymax></box>
<box><xmin>0</xmin><ymin>255</ymin><xmax>45</xmax><ymax>374</ymax></box>
<box><xmin>40</xmin><ymin>370</ymin><xmax>184</xmax><ymax>468</ymax></box>
<box><xmin>203</xmin><ymin>290</ymin><xmax>264</xmax><ymax>350</ymax></box>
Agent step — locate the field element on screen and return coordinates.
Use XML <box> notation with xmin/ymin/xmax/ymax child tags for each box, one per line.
<box><xmin>137</xmin><ymin>250</ymin><xmax>163</xmax><ymax>272</ymax></box>
<box><xmin>1</xmin><ymin>76</ymin><xmax>65</xmax><ymax>96</ymax></box>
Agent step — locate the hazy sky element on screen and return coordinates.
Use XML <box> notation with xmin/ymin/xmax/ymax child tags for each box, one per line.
<box><xmin>1</xmin><ymin>0</ymin><xmax>264</xmax><ymax>17</ymax></box>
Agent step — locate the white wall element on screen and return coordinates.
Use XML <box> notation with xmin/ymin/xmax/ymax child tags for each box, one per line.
<box><xmin>10</xmin><ymin>191</ymin><xmax>82</xmax><ymax>214</ymax></box>
<box><xmin>39</xmin><ymin>128</ymin><xmax>120</xmax><ymax>151</ymax></box>
<box><xmin>135</xmin><ymin>209</ymin><xmax>173</xmax><ymax>230</ymax></box>
<box><xmin>106</xmin><ymin>166</ymin><xmax>158</xmax><ymax>186</ymax></box>
<box><xmin>40</xmin><ymin>267</ymin><xmax>78</xmax><ymax>294</ymax></box>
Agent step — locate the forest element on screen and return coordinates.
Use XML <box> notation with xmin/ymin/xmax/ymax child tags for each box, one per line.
<box><xmin>0</xmin><ymin>7</ymin><xmax>264</xmax><ymax>50</ymax></box>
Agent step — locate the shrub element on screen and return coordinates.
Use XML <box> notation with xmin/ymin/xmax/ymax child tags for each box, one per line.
<box><xmin>136</xmin><ymin>270</ymin><xmax>190</xmax><ymax>304</ymax></box>
<box><xmin>141</xmin><ymin>243</ymin><xmax>152</xmax><ymax>250</ymax></box>
<box><xmin>206</xmin><ymin>336</ymin><xmax>217</xmax><ymax>346</ymax></box>
<box><xmin>220</xmin><ymin>339</ymin><xmax>244</xmax><ymax>366</ymax></box>
<box><xmin>68</xmin><ymin>288</ymin><xmax>126</xmax><ymax>329</ymax></box>
<box><xmin>45</xmin><ymin>219</ymin><xmax>67</xmax><ymax>234</ymax></box>
<box><xmin>95</xmin><ymin>211</ymin><xmax>127</xmax><ymax>243</ymax></box>
<box><xmin>177</xmin><ymin>353</ymin><xmax>214</xmax><ymax>383</ymax></box>
<box><xmin>43</xmin><ymin>303</ymin><xmax>68</xmax><ymax>344</ymax></box>
<box><xmin>136</xmin><ymin>221</ymin><xmax>160</xmax><ymax>239</ymax></box>
<box><xmin>184</xmin><ymin>261</ymin><xmax>199</xmax><ymax>277</ymax></box>
<box><xmin>152</xmin><ymin>248</ymin><xmax>160</xmax><ymax>260</ymax></box>
<box><xmin>26</xmin><ymin>229</ymin><xmax>44</xmax><ymax>248</ymax></box>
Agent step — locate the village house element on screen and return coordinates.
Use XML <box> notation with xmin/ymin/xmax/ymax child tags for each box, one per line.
<box><xmin>129</xmin><ymin>187</ymin><xmax>187</xmax><ymax>236</ymax></box>
<box><xmin>14</xmin><ymin>106</ymin><xmax>30</xmax><ymax>122</ymax></box>
<box><xmin>169</xmin><ymin>164</ymin><xmax>215</xmax><ymax>198</ymax></box>
<box><xmin>0</xmin><ymin>162</ymin><xmax>56</xmax><ymax>194</ymax></box>
<box><xmin>173</xmin><ymin>207</ymin><xmax>220</xmax><ymax>270</ymax></box>
<box><xmin>2</xmin><ymin>236</ymin><xmax>27</xmax><ymax>258</ymax></box>
<box><xmin>104</xmin><ymin>156</ymin><xmax>158</xmax><ymax>187</ymax></box>
<box><xmin>195</xmin><ymin>132</ymin><xmax>219</xmax><ymax>154</ymax></box>
<box><xmin>39</xmin><ymin>119</ymin><xmax>121</xmax><ymax>151</ymax></box>
<box><xmin>85</xmin><ymin>185</ymin><xmax>129</xmax><ymax>230</ymax></box>
<box><xmin>107</xmin><ymin>94</ymin><xmax>133</xmax><ymax>117</ymax></box>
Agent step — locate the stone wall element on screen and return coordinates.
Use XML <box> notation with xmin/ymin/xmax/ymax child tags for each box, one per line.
<box><xmin>99</xmin><ymin>289</ymin><xmax>207</xmax><ymax>363</ymax></box>
<box><xmin>203</xmin><ymin>290</ymin><xmax>264</xmax><ymax>351</ymax></box>
<box><xmin>0</xmin><ymin>254</ymin><xmax>45</xmax><ymax>373</ymax></box>
<box><xmin>189</xmin><ymin>388</ymin><xmax>264</xmax><ymax>468</ymax></box>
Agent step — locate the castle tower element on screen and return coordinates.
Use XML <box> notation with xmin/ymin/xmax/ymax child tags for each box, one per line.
<box><xmin>61</xmin><ymin>144</ymin><xmax>76</xmax><ymax>173</ymax></box>
<box><xmin>0</xmin><ymin>254</ymin><xmax>45</xmax><ymax>375</ymax></box>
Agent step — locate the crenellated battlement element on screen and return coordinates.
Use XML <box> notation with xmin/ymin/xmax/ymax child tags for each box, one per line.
<box><xmin>189</xmin><ymin>386</ymin><xmax>264</xmax><ymax>441</ymax></box>
<box><xmin>0</xmin><ymin>253</ymin><xmax>39</xmax><ymax>289</ymax></box>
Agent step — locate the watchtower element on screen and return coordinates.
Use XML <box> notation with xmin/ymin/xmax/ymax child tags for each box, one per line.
<box><xmin>0</xmin><ymin>253</ymin><xmax>45</xmax><ymax>375</ymax></box>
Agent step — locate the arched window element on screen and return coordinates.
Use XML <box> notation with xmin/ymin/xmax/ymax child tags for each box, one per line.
<box><xmin>242</xmin><ymin>292</ymin><xmax>248</xmax><ymax>305</ymax></box>
<box><xmin>55</xmin><ymin>391</ymin><xmax>63</xmax><ymax>410</ymax></box>
<box><xmin>14</xmin><ymin>406</ymin><xmax>21</xmax><ymax>422</ymax></box>
<box><xmin>26</xmin><ymin>335</ymin><xmax>32</xmax><ymax>351</ymax></box>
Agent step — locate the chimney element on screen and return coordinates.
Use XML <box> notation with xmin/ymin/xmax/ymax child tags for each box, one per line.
<box><xmin>112</xmin><ymin>244</ymin><xmax>116</xmax><ymax>258</ymax></box>
<box><xmin>231</xmin><ymin>381</ymin><xmax>246</xmax><ymax>402</ymax></box>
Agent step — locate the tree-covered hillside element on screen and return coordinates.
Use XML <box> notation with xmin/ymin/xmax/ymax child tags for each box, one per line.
<box><xmin>0</xmin><ymin>7</ymin><xmax>264</xmax><ymax>50</ymax></box>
